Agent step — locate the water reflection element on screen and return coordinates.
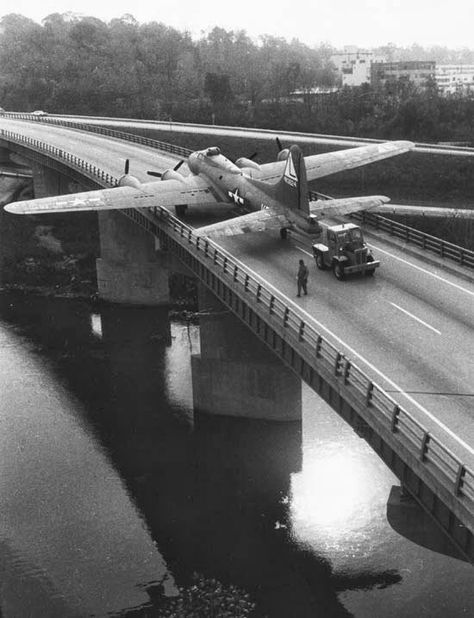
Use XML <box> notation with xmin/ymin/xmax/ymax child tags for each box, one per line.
<box><xmin>0</xmin><ymin>293</ymin><xmax>473</xmax><ymax>617</ymax></box>
<box><xmin>0</xmin><ymin>296</ymin><xmax>174</xmax><ymax>616</ymax></box>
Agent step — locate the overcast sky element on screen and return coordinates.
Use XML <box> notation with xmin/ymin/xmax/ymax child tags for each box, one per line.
<box><xmin>1</xmin><ymin>0</ymin><xmax>472</xmax><ymax>49</ymax></box>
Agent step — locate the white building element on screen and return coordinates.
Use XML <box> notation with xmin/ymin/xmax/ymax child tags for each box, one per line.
<box><xmin>331</xmin><ymin>47</ymin><xmax>384</xmax><ymax>87</ymax></box>
<box><xmin>435</xmin><ymin>65</ymin><xmax>474</xmax><ymax>94</ymax></box>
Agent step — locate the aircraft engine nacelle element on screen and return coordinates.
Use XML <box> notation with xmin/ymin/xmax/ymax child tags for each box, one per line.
<box><xmin>234</xmin><ymin>157</ymin><xmax>261</xmax><ymax>171</ymax></box>
<box><xmin>118</xmin><ymin>175</ymin><xmax>142</xmax><ymax>189</ymax></box>
<box><xmin>277</xmin><ymin>149</ymin><xmax>290</xmax><ymax>161</ymax></box>
<box><xmin>161</xmin><ymin>169</ymin><xmax>186</xmax><ymax>182</ymax></box>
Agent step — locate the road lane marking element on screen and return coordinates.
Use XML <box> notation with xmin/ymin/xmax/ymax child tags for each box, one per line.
<box><xmin>389</xmin><ymin>302</ymin><xmax>441</xmax><ymax>334</ymax></box>
<box><xmin>292</xmin><ymin>301</ymin><xmax>474</xmax><ymax>455</ymax></box>
<box><xmin>223</xmin><ymin>250</ymin><xmax>474</xmax><ymax>456</ymax></box>
<box><xmin>370</xmin><ymin>243</ymin><xmax>474</xmax><ymax>298</ymax></box>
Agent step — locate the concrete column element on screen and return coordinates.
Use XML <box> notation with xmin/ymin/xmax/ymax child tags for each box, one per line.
<box><xmin>96</xmin><ymin>210</ymin><xmax>170</xmax><ymax>305</ymax></box>
<box><xmin>0</xmin><ymin>148</ymin><xmax>12</xmax><ymax>163</ymax></box>
<box><xmin>31</xmin><ymin>163</ymin><xmax>80</xmax><ymax>198</ymax></box>
<box><xmin>191</xmin><ymin>285</ymin><xmax>302</xmax><ymax>421</ymax></box>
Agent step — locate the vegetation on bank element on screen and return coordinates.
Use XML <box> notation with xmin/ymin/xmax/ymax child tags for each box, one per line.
<box><xmin>2</xmin><ymin>13</ymin><xmax>474</xmax><ymax>143</ymax></box>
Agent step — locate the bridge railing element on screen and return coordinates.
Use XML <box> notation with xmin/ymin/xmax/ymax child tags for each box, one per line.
<box><xmin>1</xmin><ymin>125</ymin><xmax>473</xmax><ymax>532</ymax></box>
<box><xmin>0</xmin><ymin>128</ymin><xmax>118</xmax><ymax>187</ymax></box>
<box><xmin>352</xmin><ymin>210</ymin><xmax>474</xmax><ymax>270</ymax></box>
<box><xmin>2</xmin><ymin>112</ymin><xmax>193</xmax><ymax>159</ymax></box>
<box><xmin>6</xmin><ymin>111</ymin><xmax>474</xmax><ymax>154</ymax></box>
<box><xmin>154</xmin><ymin>206</ymin><xmax>474</xmax><ymax>526</ymax></box>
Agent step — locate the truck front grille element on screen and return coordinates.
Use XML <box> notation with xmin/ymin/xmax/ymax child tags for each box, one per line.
<box><xmin>355</xmin><ymin>248</ymin><xmax>367</xmax><ymax>264</ymax></box>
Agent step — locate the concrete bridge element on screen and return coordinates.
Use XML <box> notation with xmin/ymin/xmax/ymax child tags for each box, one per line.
<box><xmin>0</xmin><ymin>114</ymin><xmax>473</xmax><ymax>563</ymax></box>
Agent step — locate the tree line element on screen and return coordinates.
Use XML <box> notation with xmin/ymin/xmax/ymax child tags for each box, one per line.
<box><xmin>1</xmin><ymin>13</ymin><xmax>474</xmax><ymax>143</ymax></box>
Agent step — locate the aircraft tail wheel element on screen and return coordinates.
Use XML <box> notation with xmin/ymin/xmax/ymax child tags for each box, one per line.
<box><xmin>280</xmin><ymin>228</ymin><xmax>288</xmax><ymax>240</ymax></box>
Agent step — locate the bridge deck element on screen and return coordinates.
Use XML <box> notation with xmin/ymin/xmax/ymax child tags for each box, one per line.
<box><xmin>213</xmin><ymin>230</ymin><xmax>474</xmax><ymax>471</ymax></box>
<box><xmin>1</xmin><ymin>117</ymin><xmax>473</xmax><ymax>551</ymax></box>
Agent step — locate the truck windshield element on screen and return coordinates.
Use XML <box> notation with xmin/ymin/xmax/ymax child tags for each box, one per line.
<box><xmin>336</xmin><ymin>228</ymin><xmax>363</xmax><ymax>246</ymax></box>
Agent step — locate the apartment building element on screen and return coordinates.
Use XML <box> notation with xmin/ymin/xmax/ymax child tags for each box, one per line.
<box><xmin>331</xmin><ymin>47</ymin><xmax>380</xmax><ymax>87</ymax></box>
<box><xmin>370</xmin><ymin>61</ymin><xmax>436</xmax><ymax>89</ymax></box>
<box><xmin>435</xmin><ymin>64</ymin><xmax>474</xmax><ymax>94</ymax></box>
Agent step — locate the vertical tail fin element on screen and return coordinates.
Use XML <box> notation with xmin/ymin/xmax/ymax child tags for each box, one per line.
<box><xmin>275</xmin><ymin>145</ymin><xmax>309</xmax><ymax>215</ymax></box>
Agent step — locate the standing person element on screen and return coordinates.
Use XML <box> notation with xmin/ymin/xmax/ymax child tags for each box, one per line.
<box><xmin>296</xmin><ymin>259</ymin><xmax>309</xmax><ymax>297</ymax></box>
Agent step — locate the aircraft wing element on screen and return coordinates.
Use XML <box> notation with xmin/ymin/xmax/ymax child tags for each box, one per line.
<box><xmin>4</xmin><ymin>176</ymin><xmax>221</xmax><ymax>215</ymax></box>
<box><xmin>309</xmin><ymin>195</ymin><xmax>390</xmax><ymax>218</ymax></box>
<box><xmin>195</xmin><ymin>209</ymin><xmax>289</xmax><ymax>237</ymax></box>
<box><xmin>304</xmin><ymin>141</ymin><xmax>414</xmax><ymax>182</ymax></box>
<box><xmin>256</xmin><ymin>140</ymin><xmax>414</xmax><ymax>183</ymax></box>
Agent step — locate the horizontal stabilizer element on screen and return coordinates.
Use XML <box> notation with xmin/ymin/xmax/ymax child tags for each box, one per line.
<box><xmin>196</xmin><ymin>209</ymin><xmax>289</xmax><ymax>237</ymax></box>
<box><xmin>309</xmin><ymin>195</ymin><xmax>390</xmax><ymax>218</ymax></box>
<box><xmin>374</xmin><ymin>203</ymin><xmax>474</xmax><ymax>219</ymax></box>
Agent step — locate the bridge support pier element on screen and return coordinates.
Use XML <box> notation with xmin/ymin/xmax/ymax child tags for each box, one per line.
<box><xmin>0</xmin><ymin>147</ymin><xmax>12</xmax><ymax>163</ymax></box>
<box><xmin>96</xmin><ymin>211</ymin><xmax>170</xmax><ymax>305</ymax></box>
<box><xmin>191</xmin><ymin>285</ymin><xmax>302</xmax><ymax>421</ymax></box>
<box><xmin>31</xmin><ymin>163</ymin><xmax>81</xmax><ymax>198</ymax></box>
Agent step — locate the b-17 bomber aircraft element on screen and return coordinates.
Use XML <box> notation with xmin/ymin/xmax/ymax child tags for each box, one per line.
<box><xmin>5</xmin><ymin>139</ymin><xmax>474</xmax><ymax>237</ymax></box>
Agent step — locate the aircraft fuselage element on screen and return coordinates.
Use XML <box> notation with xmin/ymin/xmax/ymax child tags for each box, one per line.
<box><xmin>188</xmin><ymin>147</ymin><xmax>314</xmax><ymax>234</ymax></box>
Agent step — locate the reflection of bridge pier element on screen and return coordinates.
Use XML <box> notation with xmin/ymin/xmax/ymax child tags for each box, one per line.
<box><xmin>192</xmin><ymin>285</ymin><xmax>302</xmax><ymax>421</ymax></box>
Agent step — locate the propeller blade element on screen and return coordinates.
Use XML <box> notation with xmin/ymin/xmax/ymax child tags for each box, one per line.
<box><xmin>124</xmin><ymin>159</ymin><xmax>130</xmax><ymax>174</ymax></box>
<box><xmin>276</xmin><ymin>137</ymin><xmax>283</xmax><ymax>152</ymax></box>
<box><xmin>248</xmin><ymin>152</ymin><xmax>258</xmax><ymax>160</ymax></box>
<box><xmin>147</xmin><ymin>159</ymin><xmax>183</xmax><ymax>178</ymax></box>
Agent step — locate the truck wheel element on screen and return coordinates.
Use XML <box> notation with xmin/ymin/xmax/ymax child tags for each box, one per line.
<box><xmin>280</xmin><ymin>228</ymin><xmax>288</xmax><ymax>240</ymax></box>
<box><xmin>333</xmin><ymin>262</ymin><xmax>345</xmax><ymax>281</ymax></box>
<box><xmin>315</xmin><ymin>253</ymin><xmax>326</xmax><ymax>270</ymax></box>
<box><xmin>365</xmin><ymin>255</ymin><xmax>375</xmax><ymax>276</ymax></box>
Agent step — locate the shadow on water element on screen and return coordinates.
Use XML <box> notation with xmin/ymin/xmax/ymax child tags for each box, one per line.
<box><xmin>0</xmin><ymin>293</ymin><xmax>404</xmax><ymax>617</ymax></box>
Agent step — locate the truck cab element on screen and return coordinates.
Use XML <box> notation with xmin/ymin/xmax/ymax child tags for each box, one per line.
<box><xmin>312</xmin><ymin>222</ymin><xmax>379</xmax><ymax>280</ymax></box>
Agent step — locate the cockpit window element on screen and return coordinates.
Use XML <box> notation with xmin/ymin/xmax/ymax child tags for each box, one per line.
<box><xmin>206</xmin><ymin>147</ymin><xmax>221</xmax><ymax>157</ymax></box>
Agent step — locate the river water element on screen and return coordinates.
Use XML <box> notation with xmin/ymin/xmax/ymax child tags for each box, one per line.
<box><xmin>0</xmin><ymin>292</ymin><xmax>472</xmax><ymax>617</ymax></box>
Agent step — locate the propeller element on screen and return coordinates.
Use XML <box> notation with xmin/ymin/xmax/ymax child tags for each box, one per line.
<box><xmin>124</xmin><ymin>159</ymin><xmax>130</xmax><ymax>174</ymax></box>
<box><xmin>147</xmin><ymin>159</ymin><xmax>184</xmax><ymax>178</ymax></box>
<box><xmin>275</xmin><ymin>137</ymin><xmax>290</xmax><ymax>161</ymax></box>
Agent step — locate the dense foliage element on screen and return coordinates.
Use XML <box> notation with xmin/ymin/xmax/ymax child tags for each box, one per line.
<box><xmin>2</xmin><ymin>13</ymin><xmax>474</xmax><ymax>142</ymax></box>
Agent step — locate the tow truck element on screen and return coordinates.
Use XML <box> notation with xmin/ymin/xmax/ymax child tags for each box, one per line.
<box><xmin>312</xmin><ymin>221</ymin><xmax>379</xmax><ymax>280</ymax></box>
